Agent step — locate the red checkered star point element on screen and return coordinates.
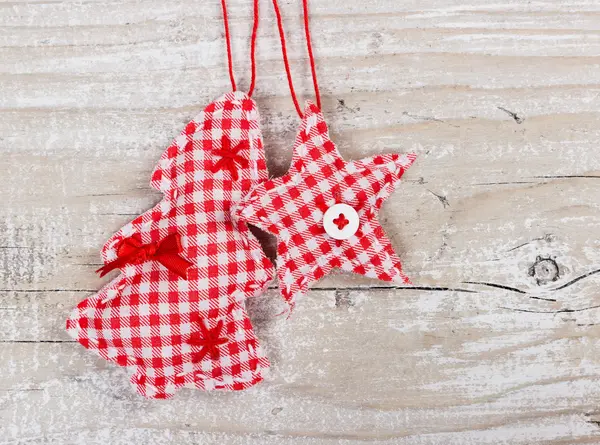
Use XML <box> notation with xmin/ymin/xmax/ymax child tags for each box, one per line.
<box><xmin>235</xmin><ymin>101</ymin><xmax>416</xmax><ymax>308</ymax></box>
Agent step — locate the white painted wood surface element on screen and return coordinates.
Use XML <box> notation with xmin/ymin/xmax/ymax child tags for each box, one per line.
<box><xmin>2</xmin><ymin>0</ymin><xmax>600</xmax><ymax>443</ymax></box>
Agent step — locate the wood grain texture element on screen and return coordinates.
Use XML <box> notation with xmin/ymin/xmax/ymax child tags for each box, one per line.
<box><xmin>1</xmin><ymin>0</ymin><xmax>600</xmax><ymax>443</ymax></box>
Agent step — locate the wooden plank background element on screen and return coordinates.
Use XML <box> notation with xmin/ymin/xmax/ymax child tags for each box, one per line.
<box><xmin>2</xmin><ymin>0</ymin><xmax>600</xmax><ymax>443</ymax></box>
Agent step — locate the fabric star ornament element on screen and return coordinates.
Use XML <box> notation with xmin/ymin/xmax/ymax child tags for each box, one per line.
<box><xmin>67</xmin><ymin>91</ymin><xmax>274</xmax><ymax>399</ymax></box>
<box><xmin>234</xmin><ymin>102</ymin><xmax>416</xmax><ymax>308</ymax></box>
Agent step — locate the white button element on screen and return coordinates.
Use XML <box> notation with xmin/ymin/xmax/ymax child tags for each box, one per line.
<box><xmin>323</xmin><ymin>203</ymin><xmax>359</xmax><ymax>240</ymax></box>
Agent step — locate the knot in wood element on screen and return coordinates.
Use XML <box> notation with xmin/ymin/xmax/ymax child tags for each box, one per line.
<box><xmin>528</xmin><ymin>256</ymin><xmax>559</xmax><ymax>285</ymax></box>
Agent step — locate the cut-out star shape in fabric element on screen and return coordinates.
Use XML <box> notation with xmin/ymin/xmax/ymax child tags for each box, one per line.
<box><xmin>234</xmin><ymin>102</ymin><xmax>416</xmax><ymax>308</ymax></box>
<box><xmin>67</xmin><ymin>91</ymin><xmax>274</xmax><ymax>399</ymax></box>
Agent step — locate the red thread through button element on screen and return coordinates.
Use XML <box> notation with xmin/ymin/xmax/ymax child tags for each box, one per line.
<box><xmin>333</xmin><ymin>213</ymin><xmax>350</xmax><ymax>230</ymax></box>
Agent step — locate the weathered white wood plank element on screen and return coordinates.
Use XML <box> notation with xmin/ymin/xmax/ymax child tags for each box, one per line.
<box><xmin>3</xmin><ymin>168</ymin><xmax>600</xmax><ymax>293</ymax></box>
<box><xmin>2</xmin><ymin>289</ymin><xmax>600</xmax><ymax>443</ymax></box>
<box><xmin>1</xmin><ymin>0</ymin><xmax>600</xmax><ymax>443</ymax></box>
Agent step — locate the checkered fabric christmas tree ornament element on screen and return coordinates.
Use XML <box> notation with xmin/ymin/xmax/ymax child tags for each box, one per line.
<box><xmin>234</xmin><ymin>102</ymin><xmax>415</xmax><ymax>308</ymax></box>
<box><xmin>66</xmin><ymin>0</ymin><xmax>278</xmax><ymax>399</ymax></box>
<box><xmin>66</xmin><ymin>91</ymin><xmax>275</xmax><ymax>399</ymax></box>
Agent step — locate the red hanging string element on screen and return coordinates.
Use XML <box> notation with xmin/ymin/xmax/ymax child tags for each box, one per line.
<box><xmin>220</xmin><ymin>0</ymin><xmax>237</xmax><ymax>91</ymax></box>
<box><xmin>302</xmin><ymin>0</ymin><xmax>321</xmax><ymax>110</ymax></box>
<box><xmin>220</xmin><ymin>0</ymin><xmax>260</xmax><ymax>96</ymax></box>
<box><xmin>271</xmin><ymin>0</ymin><xmax>322</xmax><ymax>117</ymax></box>
<box><xmin>271</xmin><ymin>0</ymin><xmax>303</xmax><ymax>117</ymax></box>
<box><xmin>248</xmin><ymin>0</ymin><xmax>260</xmax><ymax>96</ymax></box>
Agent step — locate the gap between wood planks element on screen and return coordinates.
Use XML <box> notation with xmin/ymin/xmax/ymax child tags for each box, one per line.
<box><xmin>3</xmin><ymin>264</ymin><xmax>600</xmax><ymax>298</ymax></box>
<box><xmin>3</xmin><ymin>265</ymin><xmax>600</xmax><ymax>328</ymax></box>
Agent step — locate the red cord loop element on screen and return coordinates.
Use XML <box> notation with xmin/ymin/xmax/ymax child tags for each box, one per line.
<box><xmin>248</xmin><ymin>0</ymin><xmax>260</xmax><ymax>96</ymax></box>
<box><xmin>220</xmin><ymin>0</ymin><xmax>260</xmax><ymax>96</ymax></box>
<box><xmin>303</xmin><ymin>0</ymin><xmax>321</xmax><ymax>110</ymax></box>
<box><xmin>271</xmin><ymin>0</ymin><xmax>322</xmax><ymax>117</ymax></box>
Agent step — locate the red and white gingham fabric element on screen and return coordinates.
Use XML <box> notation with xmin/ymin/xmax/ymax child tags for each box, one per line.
<box><xmin>67</xmin><ymin>91</ymin><xmax>274</xmax><ymax>399</ymax></box>
<box><xmin>234</xmin><ymin>102</ymin><xmax>416</xmax><ymax>308</ymax></box>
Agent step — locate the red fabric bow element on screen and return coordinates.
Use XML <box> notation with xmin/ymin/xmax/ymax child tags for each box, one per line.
<box><xmin>97</xmin><ymin>233</ymin><xmax>193</xmax><ymax>279</ymax></box>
